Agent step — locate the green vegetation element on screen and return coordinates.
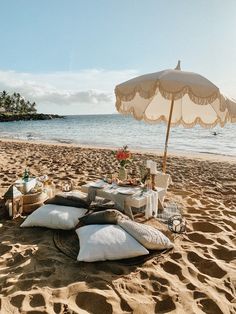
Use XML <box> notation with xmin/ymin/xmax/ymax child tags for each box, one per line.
<box><xmin>0</xmin><ymin>90</ymin><xmax>64</xmax><ymax>122</ymax></box>
<box><xmin>0</xmin><ymin>90</ymin><xmax>37</xmax><ymax>114</ymax></box>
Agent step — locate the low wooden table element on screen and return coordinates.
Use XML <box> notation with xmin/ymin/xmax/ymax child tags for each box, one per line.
<box><xmin>81</xmin><ymin>182</ymin><xmax>165</xmax><ymax>220</ymax></box>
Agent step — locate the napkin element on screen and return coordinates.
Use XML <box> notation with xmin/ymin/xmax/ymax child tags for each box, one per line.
<box><xmin>145</xmin><ymin>190</ymin><xmax>158</xmax><ymax>219</ymax></box>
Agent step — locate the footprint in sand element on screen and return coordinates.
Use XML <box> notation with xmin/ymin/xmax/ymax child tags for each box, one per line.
<box><xmin>188</xmin><ymin>232</ymin><xmax>214</xmax><ymax>245</ymax></box>
<box><xmin>199</xmin><ymin>298</ymin><xmax>224</xmax><ymax>314</ymax></box>
<box><xmin>193</xmin><ymin>291</ymin><xmax>207</xmax><ymax>299</ymax></box>
<box><xmin>29</xmin><ymin>293</ymin><xmax>46</xmax><ymax>307</ymax></box>
<box><xmin>187</xmin><ymin>251</ymin><xmax>226</xmax><ymax>278</ymax></box>
<box><xmin>169</xmin><ymin>252</ymin><xmax>182</xmax><ymax>260</ymax></box>
<box><xmin>75</xmin><ymin>292</ymin><xmax>113</xmax><ymax>314</ymax></box>
<box><xmin>0</xmin><ymin>243</ymin><xmax>12</xmax><ymax>255</ymax></box>
<box><xmin>161</xmin><ymin>261</ymin><xmax>185</xmax><ymax>281</ymax></box>
<box><xmin>192</xmin><ymin>222</ymin><xmax>223</xmax><ymax>233</ymax></box>
<box><xmin>212</xmin><ymin>245</ymin><xmax>236</xmax><ymax>262</ymax></box>
<box><xmin>186</xmin><ymin>283</ymin><xmax>196</xmax><ymax>291</ymax></box>
<box><xmin>6</xmin><ymin>252</ymin><xmax>26</xmax><ymax>267</ymax></box>
<box><xmin>10</xmin><ymin>294</ymin><xmax>25</xmax><ymax>309</ymax></box>
<box><xmin>155</xmin><ymin>296</ymin><xmax>176</xmax><ymax>313</ymax></box>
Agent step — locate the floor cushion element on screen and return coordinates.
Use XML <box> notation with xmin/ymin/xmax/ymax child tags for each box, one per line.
<box><xmin>21</xmin><ymin>204</ymin><xmax>87</xmax><ymax>230</ymax></box>
<box><xmin>78</xmin><ymin>209</ymin><xmax>129</xmax><ymax>225</ymax></box>
<box><xmin>118</xmin><ymin>218</ymin><xmax>173</xmax><ymax>250</ymax></box>
<box><xmin>76</xmin><ymin>224</ymin><xmax>149</xmax><ymax>262</ymax></box>
<box><xmin>45</xmin><ymin>193</ymin><xmax>88</xmax><ymax>208</ymax></box>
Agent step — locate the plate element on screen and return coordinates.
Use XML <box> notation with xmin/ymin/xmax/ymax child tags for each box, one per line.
<box><xmin>117</xmin><ymin>183</ymin><xmax>139</xmax><ymax>187</ymax></box>
<box><xmin>89</xmin><ymin>180</ymin><xmax>107</xmax><ymax>188</ymax></box>
<box><xmin>116</xmin><ymin>187</ymin><xmax>134</xmax><ymax>195</ymax></box>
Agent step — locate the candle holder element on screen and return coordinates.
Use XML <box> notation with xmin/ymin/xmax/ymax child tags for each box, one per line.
<box><xmin>3</xmin><ymin>185</ymin><xmax>23</xmax><ymax>218</ymax></box>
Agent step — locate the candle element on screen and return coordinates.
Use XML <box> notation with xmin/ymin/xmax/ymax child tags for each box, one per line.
<box><xmin>146</xmin><ymin>160</ymin><xmax>152</xmax><ymax>168</ymax></box>
<box><xmin>173</xmin><ymin>219</ymin><xmax>181</xmax><ymax>232</ymax></box>
<box><xmin>8</xmin><ymin>202</ymin><xmax>13</xmax><ymax>217</ymax></box>
<box><xmin>150</xmin><ymin>161</ymin><xmax>157</xmax><ymax>174</ymax></box>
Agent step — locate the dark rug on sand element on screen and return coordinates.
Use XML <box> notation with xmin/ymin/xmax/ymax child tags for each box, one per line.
<box><xmin>53</xmin><ymin>229</ymin><xmax>171</xmax><ymax>266</ymax></box>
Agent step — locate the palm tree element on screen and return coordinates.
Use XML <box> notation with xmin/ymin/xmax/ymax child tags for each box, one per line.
<box><xmin>29</xmin><ymin>102</ymin><xmax>37</xmax><ymax>113</ymax></box>
<box><xmin>0</xmin><ymin>90</ymin><xmax>7</xmax><ymax>110</ymax></box>
<box><xmin>19</xmin><ymin>99</ymin><xmax>27</xmax><ymax>114</ymax></box>
<box><xmin>14</xmin><ymin>93</ymin><xmax>21</xmax><ymax>113</ymax></box>
<box><xmin>0</xmin><ymin>90</ymin><xmax>38</xmax><ymax>114</ymax></box>
<box><xmin>0</xmin><ymin>90</ymin><xmax>8</xmax><ymax>99</ymax></box>
<box><xmin>4</xmin><ymin>95</ymin><xmax>12</xmax><ymax>112</ymax></box>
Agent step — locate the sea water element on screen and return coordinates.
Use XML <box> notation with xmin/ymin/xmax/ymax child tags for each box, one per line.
<box><xmin>0</xmin><ymin>114</ymin><xmax>235</xmax><ymax>156</ymax></box>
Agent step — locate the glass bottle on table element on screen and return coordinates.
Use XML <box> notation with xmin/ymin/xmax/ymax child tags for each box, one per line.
<box><xmin>46</xmin><ymin>180</ymin><xmax>55</xmax><ymax>198</ymax></box>
<box><xmin>51</xmin><ymin>181</ymin><xmax>56</xmax><ymax>196</ymax></box>
<box><xmin>22</xmin><ymin>168</ymin><xmax>29</xmax><ymax>182</ymax></box>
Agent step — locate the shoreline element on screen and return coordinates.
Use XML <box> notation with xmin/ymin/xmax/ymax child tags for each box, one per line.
<box><xmin>0</xmin><ymin>137</ymin><xmax>236</xmax><ymax>164</ymax></box>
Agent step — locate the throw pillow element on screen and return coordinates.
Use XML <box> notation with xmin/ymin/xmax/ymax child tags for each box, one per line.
<box><xmin>21</xmin><ymin>204</ymin><xmax>87</xmax><ymax>230</ymax></box>
<box><xmin>76</xmin><ymin>224</ymin><xmax>149</xmax><ymax>262</ymax></box>
<box><xmin>45</xmin><ymin>193</ymin><xmax>89</xmax><ymax>208</ymax></box>
<box><xmin>78</xmin><ymin>209</ymin><xmax>129</xmax><ymax>225</ymax></box>
<box><xmin>118</xmin><ymin>218</ymin><xmax>173</xmax><ymax>250</ymax></box>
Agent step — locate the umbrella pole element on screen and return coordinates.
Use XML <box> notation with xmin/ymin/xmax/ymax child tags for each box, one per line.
<box><xmin>163</xmin><ymin>98</ymin><xmax>175</xmax><ymax>173</ymax></box>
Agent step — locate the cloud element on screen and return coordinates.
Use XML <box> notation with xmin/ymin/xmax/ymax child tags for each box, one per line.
<box><xmin>0</xmin><ymin>69</ymin><xmax>139</xmax><ymax>114</ymax></box>
<box><xmin>32</xmin><ymin>90</ymin><xmax>113</xmax><ymax>106</ymax></box>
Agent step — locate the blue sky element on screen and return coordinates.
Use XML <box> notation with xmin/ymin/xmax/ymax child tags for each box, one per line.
<box><xmin>0</xmin><ymin>0</ymin><xmax>235</xmax><ymax>114</ymax></box>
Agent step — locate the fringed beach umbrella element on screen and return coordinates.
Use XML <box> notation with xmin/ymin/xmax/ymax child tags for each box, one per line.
<box><xmin>115</xmin><ymin>61</ymin><xmax>236</xmax><ymax>172</ymax></box>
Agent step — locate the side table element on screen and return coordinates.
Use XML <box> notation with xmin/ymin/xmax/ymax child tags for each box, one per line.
<box><xmin>22</xmin><ymin>191</ymin><xmax>48</xmax><ymax>214</ymax></box>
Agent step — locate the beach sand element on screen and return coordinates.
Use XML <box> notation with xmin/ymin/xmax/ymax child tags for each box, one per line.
<box><xmin>0</xmin><ymin>139</ymin><xmax>235</xmax><ymax>314</ymax></box>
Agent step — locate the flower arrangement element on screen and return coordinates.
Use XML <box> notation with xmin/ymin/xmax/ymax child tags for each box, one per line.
<box><xmin>115</xmin><ymin>145</ymin><xmax>132</xmax><ymax>168</ymax></box>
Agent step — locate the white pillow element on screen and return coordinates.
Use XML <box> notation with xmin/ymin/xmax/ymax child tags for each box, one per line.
<box><xmin>21</xmin><ymin>204</ymin><xmax>87</xmax><ymax>230</ymax></box>
<box><xmin>76</xmin><ymin>224</ymin><xmax>149</xmax><ymax>262</ymax></box>
<box><xmin>118</xmin><ymin>219</ymin><xmax>173</xmax><ymax>250</ymax></box>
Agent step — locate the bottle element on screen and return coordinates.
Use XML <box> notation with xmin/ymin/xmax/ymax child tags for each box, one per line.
<box><xmin>23</xmin><ymin>168</ymin><xmax>29</xmax><ymax>182</ymax></box>
<box><xmin>47</xmin><ymin>180</ymin><xmax>56</xmax><ymax>198</ymax></box>
<box><xmin>50</xmin><ymin>180</ymin><xmax>56</xmax><ymax>197</ymax></box>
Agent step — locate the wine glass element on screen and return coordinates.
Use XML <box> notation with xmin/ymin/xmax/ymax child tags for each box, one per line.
<box><xmin>111</xmin><ymin>173</ymin><xmax>118</xmax><ymax>189</ymax></box>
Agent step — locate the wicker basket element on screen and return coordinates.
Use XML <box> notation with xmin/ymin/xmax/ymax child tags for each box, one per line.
<box><xmin>23</xmin><ymin>201</ymin><xmax>45</xmax><ymax>214</ymax></box>
<box><xmin>23</xmin><ymin>191</ymin><xmax>48</xmax><ymax>204</ymax></box>
<box><xmin>23</xmin><ymin>191</ymin><xmax>48</xmax><ymax>214</ymax></box>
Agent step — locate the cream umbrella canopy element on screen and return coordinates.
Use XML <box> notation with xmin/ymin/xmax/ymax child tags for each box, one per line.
<box><xmin>115</xmin><ymin>61</ymin><xmax>236</xmax><ymax>172</ymax></box>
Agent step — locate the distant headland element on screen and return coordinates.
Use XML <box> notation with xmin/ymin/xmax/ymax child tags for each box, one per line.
<box><xmin>0</xmin><ymin>90</ymin><xmax>64</xmax><ymax>122</ymax></box>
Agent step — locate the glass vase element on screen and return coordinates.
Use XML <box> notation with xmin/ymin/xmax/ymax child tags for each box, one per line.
<box><xmin>118</xmin><ymin>166</ymin><xmax>128</xmax><ymax>181</ymax></box>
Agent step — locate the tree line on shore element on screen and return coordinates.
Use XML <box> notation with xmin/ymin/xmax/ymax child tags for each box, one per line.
<box><xmin>0</xmin><ymin>90</ymin><xmax>37</xmax><ymax>114</ymax></box>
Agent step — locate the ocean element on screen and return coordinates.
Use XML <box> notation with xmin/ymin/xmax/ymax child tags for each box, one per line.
<box><xmin>0</xmin><ymin>114</ymin><xmax>235</xmax><ymax>157</ymax></box>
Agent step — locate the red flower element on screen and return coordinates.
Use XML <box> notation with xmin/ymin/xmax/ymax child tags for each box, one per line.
<box><xmin>115</xmin><ymin>146</ymin><xmax>132</xmax><ymax>166</ymax></box>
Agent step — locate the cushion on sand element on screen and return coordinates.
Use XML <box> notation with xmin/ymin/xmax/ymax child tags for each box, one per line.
<box><xmin>118</xmin><ymin>218</ymin><xmax>173</xmax><ymax>250</ymax></box>
<box><xmin>54</xmin><ymin>229</ymin><xmax>173</xmax><ymax>265</ymax></box>
<box><xmin>21</xmin><ymin>204</ymin><xmax>88</xmax><ymax>230</ymax></box>
<box><xmin>45</xmin><ymin>193</ymin><xmax>88</xmax><ymax>208</ymax></box>
<box><xmin>76</xmin><ymin>224</ymin><xmax>149</xmax><ymax>262</ymax></box>
<box><xmin>78</xmin><ymin>209</ymin><xmax>129</xmax><ymax>225</ymax></box>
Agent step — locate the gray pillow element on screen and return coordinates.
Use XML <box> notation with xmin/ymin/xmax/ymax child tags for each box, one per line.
<box><xmin>79</xmin><ymin>209</ymin><xmax>129</xmax><ymax>225</ymax></box>
<box><xmin>45</xmin><ymin>194</ymin><xmax>89</xmax><ymax>209</ymax></box>
<box><xmin>118</xmin><ymin>218</ymin><xmax>173</xmax><ymax>250</ymax></box>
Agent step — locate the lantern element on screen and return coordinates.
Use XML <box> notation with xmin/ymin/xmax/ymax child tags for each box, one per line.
<box><xmin>3</xmin><ymin>185</ymin><xmax>23</xmax><ymax>218</ymax></box>
<box><xmin>168</xmin><ymin>215</ymin><xmax>186</xmax><ymax>233</ymax></box>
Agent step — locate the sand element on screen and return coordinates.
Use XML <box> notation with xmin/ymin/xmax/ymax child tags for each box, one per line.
<box><xmin>0</xmin><ymin>139</ymin><xmax>235</xmax><ymax>314</ymax></box>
